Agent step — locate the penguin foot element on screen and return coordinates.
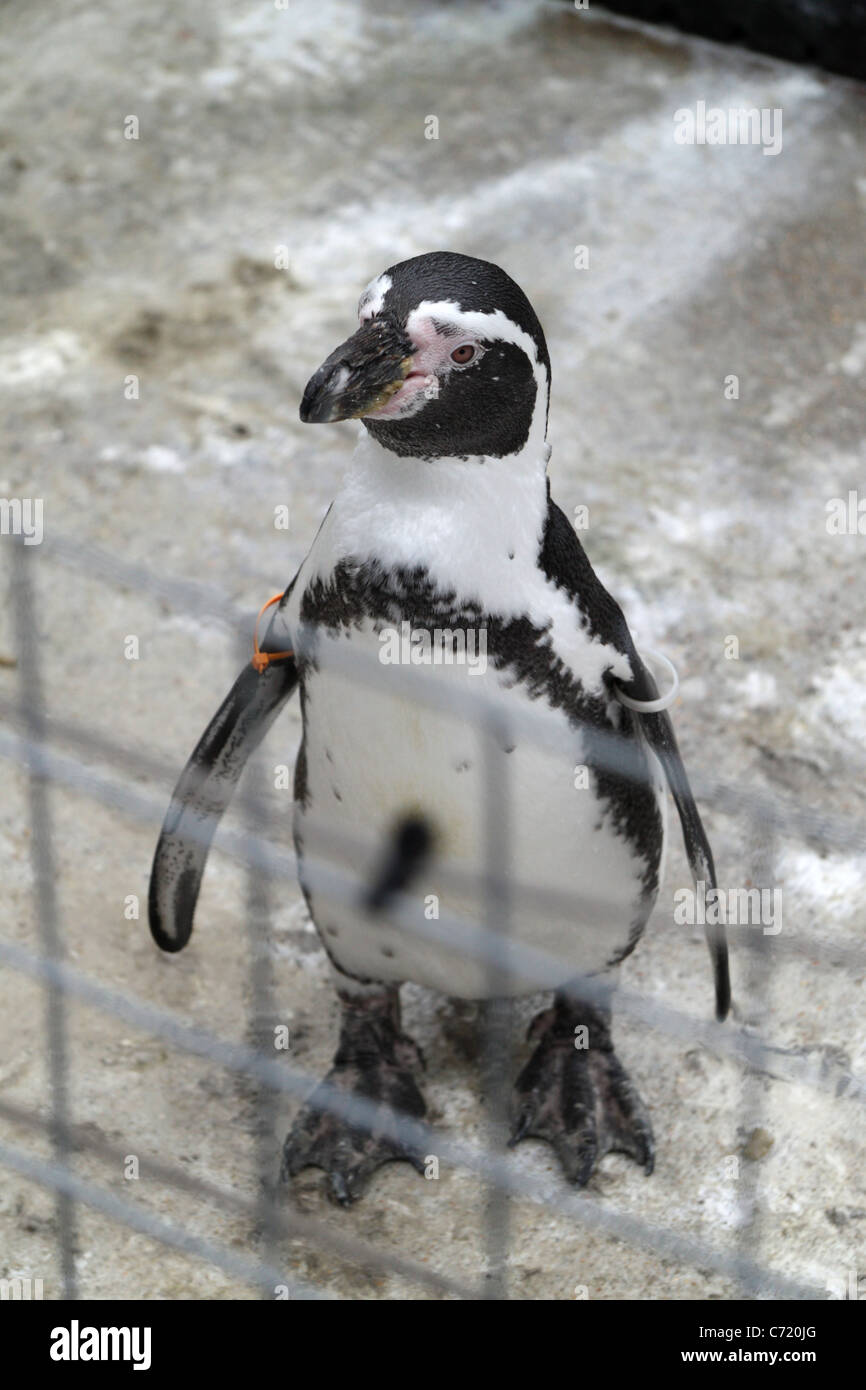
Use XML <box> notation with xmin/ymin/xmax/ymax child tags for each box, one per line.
<box><xmin>509</xmin><ymin>995</ymin><xmax>654</xmax><ymax>1186</ymax></box>
<box><xmin>280</xmin><ymin>986</ymin><xmax>427</xmax><ymax>1205</ymax></box>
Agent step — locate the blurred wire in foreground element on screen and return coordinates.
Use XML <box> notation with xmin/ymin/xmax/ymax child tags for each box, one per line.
<box><xmin>1</xmin><ymin>532</ymin><xmax>860</xmax><ymax>1301</ymax></box>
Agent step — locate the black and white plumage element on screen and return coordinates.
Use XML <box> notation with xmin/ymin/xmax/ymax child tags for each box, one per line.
<box><xmin>149</xmin><ymin>252</ymin><xmax>728</xmax><ymax>1203</ymax></box>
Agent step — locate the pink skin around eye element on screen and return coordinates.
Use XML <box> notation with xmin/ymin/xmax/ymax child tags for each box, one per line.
<box><xmin>363</xmin><ymin>316</ymin><xmax>473</xmax><ymax>419</ymax></box>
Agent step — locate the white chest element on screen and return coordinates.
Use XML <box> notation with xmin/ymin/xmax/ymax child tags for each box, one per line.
<box><xmin>278</xmin><ymin>433</ymin><xmax>663</xmax><ymax>998</ymax></box>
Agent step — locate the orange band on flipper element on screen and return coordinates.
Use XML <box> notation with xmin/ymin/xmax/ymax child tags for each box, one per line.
<box><xmin>251</xmin><ymin>593</ymin><xmax>294</xmax><ymax>671</ymax></box>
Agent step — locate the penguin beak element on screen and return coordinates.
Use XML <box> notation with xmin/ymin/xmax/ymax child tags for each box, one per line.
<box><xmin>300</xmin><ymin>318</ymin><xmax>416</xmax><ymax>423</ymax></box>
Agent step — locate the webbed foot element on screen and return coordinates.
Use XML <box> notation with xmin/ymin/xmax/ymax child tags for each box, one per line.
<box><xmin>509</xmin><ymin>994</ymin><xmax>654</xmax><ymax>1186</ymax></box>
<box><xmin>280</xmin><ymin>986</ymin><xmax>427</xmax><ymax>1205</ymax></box>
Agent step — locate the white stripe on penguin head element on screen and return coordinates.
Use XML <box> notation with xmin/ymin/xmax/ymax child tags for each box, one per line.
<box><xmin>406</xmin><ymin>299</ymin><xmax>550</xmax><ymax>451</ymax></box>
<box><xmin>358</xmin><ymin>273</ymin><xmax>393</xmax><ymax>323</ymax></box>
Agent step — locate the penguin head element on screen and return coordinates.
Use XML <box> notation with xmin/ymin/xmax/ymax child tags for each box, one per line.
<box><xmin>300</xmin><ymin>251</ymin><xmax>550</xmax><ymax>460</ymax></box>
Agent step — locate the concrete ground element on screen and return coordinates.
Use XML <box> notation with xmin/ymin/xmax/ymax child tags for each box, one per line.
<box><xmin>1</xmin><ymin>0</ymin><xmax>865</xmax><ymax>1300</ymax></box>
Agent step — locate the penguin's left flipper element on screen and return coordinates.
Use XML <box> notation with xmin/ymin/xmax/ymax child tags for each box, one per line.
<box><xmin>149</xmin><ymin>644</ymin><xmax>298</xmax><ymax>954</ymax></box>
<box><xmin>540</xmin><ymin>498</ymin><xmax>729</xmax><ymax>1021</ymax></box>
<box><xmin>616</xmin><ymin>655</ymin><xmax>730</xmax><ymax>1023</ymax></box>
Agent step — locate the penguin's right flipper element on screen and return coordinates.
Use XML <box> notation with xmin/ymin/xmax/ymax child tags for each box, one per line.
<box><xmin>149</xmin><ymin>652</ymin><xmax>298</xmax><ymax>953</ymax></box>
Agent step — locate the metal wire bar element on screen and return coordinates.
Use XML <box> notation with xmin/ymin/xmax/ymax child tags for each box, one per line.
<box><xmin>1</xmin><ymin>631</ymin><xmax>862</xmax><ymax>991</ymax></box>
<box><xmin>2</xmin><ymin>707</ymin><xmax>864</xmax><ymax>991</ymax></box>
<box><xmin>289</xmin><ymin>626</ymin><xmax>866</xmax><ymax>856</ymax></box>
<box><xmin>0</xmin><ymin>1096</ymin><xmax>479</xmax><ymax>1301</ymax></box>
<box><xmin>2</xmin><ymin>688</ymin><xmax>856</xmax><ymax>953</ymax></box>
<box><xmin>11</xmin><ymin>525</ymin><xmax>866</xmax><ymax>855</ymax></box>
<box><xmin>3</xmin><ymin>708</ymin><xmax>864</xmax><ymax>1016</ymax></box>
<box><xmin>3</xmin><ymin>531</ymin><xmax>861</xmax><ymax>1302</ymax></box>
<box><xmin>1</xmin><ymin>726</ymin><xmax>863</xmax><ymax>1109</ymax></box>
<box><xmin>0</xmin><ymin>692</ymin><xmax>209</xmax><ymax>790</ymax></box>
<box><xmin>41</xmin><ymin>533</ymin><xmax>249</xmax><ymax>635</ymax></box>
<box><xmin>0</xmin><ymin>725</ymin><xmax>294</xmax><ymax>875</ymax></box>
<box><xmin>297</xmin><ymin>858</ymin><xmax>866</xmax><ymax>1109</ymax></box>
<box><xmin>0</xmin><ymin>1137</ymin><xmax>322</xmax><ymax>1300</ymax></box>
<box><xmin>238</xmin><ymin>633</ymin><xmax>284</xmax><ymax>1298</ymax></box>
<box><xmin>0</xmin><ymin>935</ymin><xmax>829</xmax><ymax>1299</ymax></box>
<box><xmin>8</xmin><ymin>540</ymin><xmax>77</xmax><ymax>1299</ymax></box>
<box><xmin>480</xmin><ymin>704</ymin><xmax>513</xmax><ymax>1299</ymax></box>
<box><xmin>733</xmin><ymin>826</ymin><xmax>777</xmax><ymax>1291</ymax></box>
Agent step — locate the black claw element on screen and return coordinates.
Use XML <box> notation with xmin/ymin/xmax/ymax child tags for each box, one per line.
<box><xmin>407</xmin><ymin>1151</ymin><xmax>427</xmax><ymax>1178</ymax></box>
<box><xmin>572</xmin><ymin>1148</ymin><xmax>597</xmax><ymax>1189</ymax></box>
<box><xmin>508</xmin><ymin>1110</ymin><xmax>530</xmax><ymax>1147</ymax></box>
<box><xmin>329</xmin><ymin>1171</ymin><xmax>354</xmax><ymax>1207</ymax></box>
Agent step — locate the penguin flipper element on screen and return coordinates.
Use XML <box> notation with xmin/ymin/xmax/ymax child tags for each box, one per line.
<box><xmin>149</xmin><ymin>654</ymin><xmax>298</xmax><ymax>953</ymax></box>
<box><xmin>617</xmin><ymin>658</ymin><xmax>730</xmax><ymax>1023</ymax></box>
<box><xmin>540</xmin><ymin>499</ymin><xmax>729</xmax><ymax>1020</ymax></box>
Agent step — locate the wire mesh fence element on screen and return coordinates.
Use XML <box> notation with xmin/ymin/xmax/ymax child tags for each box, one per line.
<box><xmin>2</xmin><ymin>529</ymin><xmax>863</xmax><ymax>1301</ymax></box>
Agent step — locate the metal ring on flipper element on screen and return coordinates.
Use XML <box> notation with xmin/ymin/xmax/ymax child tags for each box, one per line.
<box><xmin>616</xmin><ymin>649</ymin><xmax>680</xmax><ymax>713</ymax></box>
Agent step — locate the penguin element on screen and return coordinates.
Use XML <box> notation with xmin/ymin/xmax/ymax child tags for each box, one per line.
<box><xmin>149</xmin><ymin>251</ymin><xmax>729</xmax><ymax>1205</ymax></box>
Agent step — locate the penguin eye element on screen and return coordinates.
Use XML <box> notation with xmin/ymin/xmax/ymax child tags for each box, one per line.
<box><xmin>450</xmin><ymin>344</ymin><xmax>476</xmax><ymax>365</ymax></box>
